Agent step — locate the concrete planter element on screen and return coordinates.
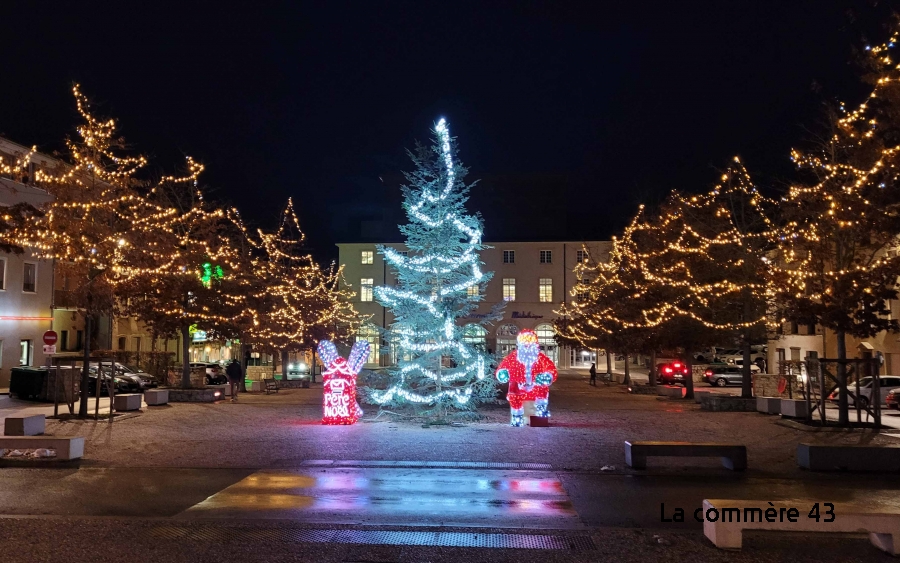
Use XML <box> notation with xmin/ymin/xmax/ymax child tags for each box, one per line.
<box><xmin>693</xmin><ymin>389</ymin><xmax>717</xmax><ymax>404</ymax></box>
<box><xmin>0</xmin><ymin>394</ymin><xmax>11</xmax><ymax>409</ymax></box>
<box><xmin>657</xmin><ymin>385</ymin><xmax>685</xmax><ymax>398</ymax></box>
<box><xmin>144</xmin><ymin>389</ymin><xmax>169</xmax><ymax>406</ymax></box>
<box><xmin>248</xmin><ymin>381</ymin><xmax>264</xmax><ymax>392</ymax></box>
<box><xmin>278</xmin><ymin>379</ymin><xmax>311</xmax><ymax>389</ymax></box>
<box><xmin>207</xmin><ymin>384</ymin><xmax>231</xmax><ymax>397</ymax></box>
<box><xmin>781</xmin><ymin>399</ymin><xmax>809</xmax><ymax>418</ymax></box>
<box><xmin>629</xmin><ymin>385</ymin><xmax>658</xmax><ymax>395</ymax></box>
<box><xmin>700</xmin><ymin>394</ymin><xmax>757</xmax><ymax>412</ymax></box>
<box><xmin>113</xmin><ymin>394</ymin><xmax>142</xmax><ymax>412</ymax></box>
<box><xmin>4</xmin><ymin>414</ymin><xmax>45</xmax><ymax>436</ymax></box>
<box><xmin>757</xmin><ymin>397</ymin><xmax>781</xmax><ymax>414</ymax></box>
<box><xmin>167</xmin><ymin>388</ymin><xmax>218</xmax><ymax>403</ymax></box>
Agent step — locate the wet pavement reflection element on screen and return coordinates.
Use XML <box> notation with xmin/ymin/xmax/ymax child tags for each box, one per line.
<box><xmin>181</xmin><ymin>468</ymin><xmax>581</xmax><ymax>529</ymax></box>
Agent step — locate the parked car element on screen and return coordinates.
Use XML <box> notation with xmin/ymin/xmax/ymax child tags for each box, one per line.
<box><xmin>828</xmin><ymin>376</ymin><xmax>900</xmax><ymax>408</ymax></box>
<box><xmin>85</xmin><ymin>371</ymin><xmax>132</xmax><ymax>396</ymax></box>
<box><xmin>732</xmin><ymin>358</ymin><xmax>761</xmax><ymax>374</ymax></box>
<box><xmin>92</xmin><ymin>363</ymin><xmax>159</xmax><ymax>390</ymax></box>
<box><xmin>694</xmin><ymin>347</ymin><xmax>718</xmax><ymax>364</ymax></box>
<box><xmin>887</xmin><ymin>389</ymin><xmax>900</xmax><ymax>410</ymax></box>
<box><xmin>704</xmin><ymin>364</ymin><xmax>744</xmax><ymax>387</ymax></box>
<box><xmin>287</xmin><ymin>361</ymin><xmax>310</xmax><ymax>379</ymax></box>
<box><xmin>190</xmin><ymin>362</ymin><xmax>227</xmax><ymax>384</ymax></box>
<box><xmin>656</xmin><ymin>361</ymin><xmax>691</xmax><ymax>385</ymax></box>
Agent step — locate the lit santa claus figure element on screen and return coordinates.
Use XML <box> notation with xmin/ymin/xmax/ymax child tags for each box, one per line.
<box><xmin>495</xmin><ymin>329</ymin><xmax>558</xmax><ymax>426</ymax></box>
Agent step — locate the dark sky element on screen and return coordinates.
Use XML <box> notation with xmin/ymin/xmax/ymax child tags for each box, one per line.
<box><xmin>1</xmin><ymin>1</ymin><xmax>895</xmax><ymax>259</ymax></box>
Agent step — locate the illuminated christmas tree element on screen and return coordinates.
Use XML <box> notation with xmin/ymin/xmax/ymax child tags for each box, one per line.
<box><xmin>237</xmin><ymin>199</ymin><xmax>360</xmax><ymax>374</ymax></box>
<box><xmin>771</xmin><ymin>27</ymin><xmax>900</xmax><ymax>424</ymax></box>
<box><xmin>366</xmin><ymin>119</ymin><xmax>502</xmax><ymax>417</ymax></box>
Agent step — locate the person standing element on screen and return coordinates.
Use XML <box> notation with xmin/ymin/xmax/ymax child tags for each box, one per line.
<box><xmin>589</xmin><ymin>362</ymin><xmax>597</xmax><ymax>386</ymax></box>
<box><xmin>226</xmin><ymin>358</ymin><xmax>243</xmax><ymax>402</ymax></box>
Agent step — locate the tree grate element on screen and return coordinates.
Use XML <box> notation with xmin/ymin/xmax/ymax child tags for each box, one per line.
<box><xmin>148</xmin><ymin>526</ymin><xmax>595</xmax><ymax>550</ymax></box>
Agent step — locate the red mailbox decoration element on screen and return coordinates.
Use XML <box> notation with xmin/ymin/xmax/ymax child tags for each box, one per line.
<box><xmin>318</xmin><ymin>340</ymin><xmax>370</xmax><ymax>425</ymax></box>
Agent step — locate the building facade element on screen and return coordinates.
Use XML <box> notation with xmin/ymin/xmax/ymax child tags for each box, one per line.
<box><xmin>337</xmin><ymin>240</ymin><xmax>611</xmax><ymax>369</ymax></box>
<box><xmin>0</xmin><ymin>140</ymin><xmax>56</xmax><ymax>387</ymax></box>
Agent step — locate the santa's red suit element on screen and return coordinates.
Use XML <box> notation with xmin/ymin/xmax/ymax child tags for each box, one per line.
<box><xmin>496</xmin><ymin>352</ymin><xmax>557</xmax><ymax>409</ymax></box>
<box><xmin>495</xmin><ymin>329</ymin><xmax>558</xmax><ymax>426</ymax></box>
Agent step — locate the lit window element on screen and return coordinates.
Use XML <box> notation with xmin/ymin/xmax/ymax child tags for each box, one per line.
<box><xmin>540</xmin><ymin>250</ymin><xmax>552</xmax><ymax>264</ymax></box>
<box><xmin>360</xmin><ymin>278</ymin><xmax>374</xmax><ymax>302</ymax></box>
<box><xmin>576</xmin><ymin>250</ymin><xmax>588</xmax><ymax>263</ymax></box>
<box><xmin>357</xmin><ymin>324</ymin><xmax>380</xmax><ymax>364</ymax></box>
<box><xmin>467</xmin><ymin>284</ymin><xmax>479</xmax><ymax>297</ymax></box>
<box><xmin>539</xmin><ymin>278</ymin><xmax>553</xmax><ymax>302</ymax></box>
<box><xmin>503</xmin><ymin>250</ymin><xmax>515</xmax><ymax>264</ymax></box>
<box><xmin>23</xmin><ymin>262</ymin><xmax>36</xmax><ymax>293</ymax></box>
<box><xmin>503</xmin><ymin>278</ymin><xmax>516</xmax><ymax>302</ymax></box>
<box><xmin>361</xmin><ymin>251</ymin><xmax>374</xmax><ymax>264</ymax></box>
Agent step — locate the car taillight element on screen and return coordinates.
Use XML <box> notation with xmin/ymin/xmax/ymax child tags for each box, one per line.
<box><xmin>664</xmin><ymin>367</ymin><xmax>673</xmax><ymax>374</ymax></box>
<box><xmin>828</xmin><ymin>391</ymin><xmax>836</xmax><ymax>400</ymax></box>
<box><xmin>705</xmin><ymin>370</ymin><xmax>713</xmax><ymax>376</ymax></box>
<box><xmin>673</xmin><ymin>362</ymin><xmax>682</xmax><ymax>368</ymax></box>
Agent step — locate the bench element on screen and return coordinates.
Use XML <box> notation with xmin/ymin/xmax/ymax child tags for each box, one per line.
<box><xmin>702</xmin><ymin>499</ymin><xmax>900</xmax><ymax>555</ymax></box>
<box><xmin>144</xmin><ymin>389</ymin><xmax>169</xmax><ymax>406</ymax></box>
<box><xmin>113</xmin><ymin>393</ymin><xmax>142</xmax><ymax>412</ymax></box>
<box><xmin>264</xmin><ymin>378</ymin><xmax>279</xmax><ymax>395</ymax></box>
<box><xmin>0</xmin><ymin>394</ymin><xmax>11</xmax><ymax>408</ymax></box>
<box><xmin>625</xmin><ymin>441</ymin><xmax>747</xmax><ymax>471</ymax></box>
<box><xmin>4</xmin><ymin>414</ymin><xmax>45</xmax><ymax>436</ymax></box>
<box><xmin>0</xmin><ymin>436</ymin><xmax>85</xmax><ymax>460</ymax></box>
<box><xmin>798</xmin><ymin>443</ymin><xmax>900</xmax><ymax>472</ymax></box>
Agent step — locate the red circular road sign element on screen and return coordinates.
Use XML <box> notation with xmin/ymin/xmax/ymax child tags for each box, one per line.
<box><xmin>43</xmin><ymin>330</ymin><xmax>58</xmax><ymax>346</ymax></box>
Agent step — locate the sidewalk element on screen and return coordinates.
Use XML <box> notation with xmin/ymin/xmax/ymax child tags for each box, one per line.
<box><xmin>0</xmin><ymin>394</ymin><xmax>118</xmax><ymax>425</ymax></box>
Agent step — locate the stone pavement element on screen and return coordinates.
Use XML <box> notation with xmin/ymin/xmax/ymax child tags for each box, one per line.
<box><xmin>1</xmin><ymin>371</ymin><xmax>900</xmax><ymax>561</ymax></box>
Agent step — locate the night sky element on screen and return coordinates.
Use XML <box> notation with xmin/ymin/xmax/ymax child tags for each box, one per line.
<box><xmin>1</xmin><ymin>1</ymin><xmax>894</xmax><ymax>259</ymax></box>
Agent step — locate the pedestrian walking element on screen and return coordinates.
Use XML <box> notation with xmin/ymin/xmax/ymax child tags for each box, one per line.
<box><xmin>589</xmin><ymin>362</ymin><xmax>597</xmax><ymax>386</ymax></box>
<box><xmin>226</xmin><ymin>358</ymin><xmax>243</xmax><ymax>402</ymax></box>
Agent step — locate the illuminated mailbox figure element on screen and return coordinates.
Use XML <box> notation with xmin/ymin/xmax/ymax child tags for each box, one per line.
<box><xmin>317</xmin><ymin>340</ymin><xmax>370</xmax><ymax>425</ymax></box>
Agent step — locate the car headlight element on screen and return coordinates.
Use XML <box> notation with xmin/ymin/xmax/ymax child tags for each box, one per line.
<box><xmin>298</xmin><ymin>363</ymin><xmax>307</xmax><ymax>371</ymax></box>
<box><xmin>289</xmin><ymin>364</ymin><xmax>296</xmax><ymax>370</ymax></box>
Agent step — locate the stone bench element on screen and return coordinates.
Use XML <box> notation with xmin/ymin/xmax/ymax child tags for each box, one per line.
<box><xmin>113</xmin><ymin>393</ymin><xmax>142</xmax><ymax>412</ymax></box>
<box><xmin>756</xmin><ymin>397</ymin><xmax>781</xmax><ymax>414</ymax></box>
<box><xmin>144</xmin><ymin>389</ymin><xmax>169</xmax><ymax>406</ymax></box>
<box><xmin>0</xmin><ymin>436</ymin><xmax>85</xmax><ymax>460</ymax></box>
<box><xmin>625</xmin><ymin>441</ymin><xmax>747</xmax><ymax>471</ymax></box>
<box><xmin>797</xmin><ymin>443</ymin><xmax>900</xmax><ymax>472</ymax></box>
<box><xmin>248</xmin><ymin>381</ymin><xmax>264</xmax><ymax>393</ymax></box>
<box><xmin>657</xmin><ymin>385</ymin><xmax>685</xmax><ymax>398</ymax></box>
<box><xmin>702</xmin><ymin>498</ymin><xmax>900</xmax><ymax>555</ymax></box>
<box><xmin>0</xmin><ymin>394</ymin><xmax>11</xmax><ymax>408</ymax></box>
<box><xmin>693</xmin><ymin>389</ymin><xmax>721</xmax><ymax>404</ymax></box>
<box><xmin>4</xmin><ymin>415</ymin><xmax>45</xmax><ymax>436</ymax></box>
<box><xmin>781</xmin><ymin>399</ymin><xmax>808</xmax><ymax>418</ymax></box>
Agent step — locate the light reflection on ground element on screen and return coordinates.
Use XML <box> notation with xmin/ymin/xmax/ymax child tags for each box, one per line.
<box><xmin>182</xmin><ymin>467</ymin><xmax>581</xmax><ymax>529</ymax></box>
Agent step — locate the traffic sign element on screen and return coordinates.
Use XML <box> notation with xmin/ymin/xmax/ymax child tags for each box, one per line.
<box><xmin>43</xmin><ymin>330</ymin><xmax>58</xmax><ymax>346</ymax></box>
<box><xmin>43</xmin><ymin>345</ymin><xmax>56</xmax><ymax>355</ymax></box>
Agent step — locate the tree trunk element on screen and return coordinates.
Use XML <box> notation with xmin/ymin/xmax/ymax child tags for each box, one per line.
<box><xmin>623</xmin><ymin>351</ymin><xmax>630</xmax><ymax>386</ymax></box>
<box><xmin>181</xmin><ymin>324</ymin><xmax>191</xmax><ymax>388</ymax></box>
<box><xmin>281</xmin><ymin>350</ymin><xmax>289</xmax><ymax>379</ymax></box>
<box><xmin>741</xmin><ymin>337</ymin><xmax>753</xmax><ymax>398</ymax></box>
<box><xmin>605</xmin><ymin>349</ymin><xmax>612</xmax><ymax>377</ymax></box>
<box><xmin>836</xmin><ymin>330</ymin><xmax>849</xmax><ymax>426</ymax></box>
<box><xmin>648</xmin><ymin>350</ymin><xmax>657</xmax><ymax>388</ymax></box>
<box><xmin>78</xmin><ymin>314</ymin><xmax>92</xmax><ymax>417</ymax></box>
<box><xmin>683</xmin><ymin>346</ymin><xmax>695</xmax><ymax>400</ymax></box>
